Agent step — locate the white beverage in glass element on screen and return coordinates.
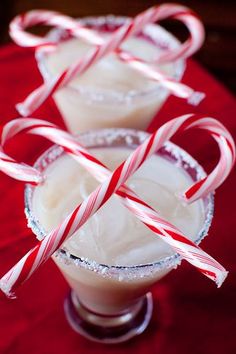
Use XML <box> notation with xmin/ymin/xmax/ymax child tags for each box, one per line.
<box><xmin>25</xmin><ymin>129</ymin><xmax>213</xmax><ymax>343</ymax></box>
<box><xmin>37</xmin><ymin>16</ymin><xmax>185</xmax><ymax>133</ymax></box>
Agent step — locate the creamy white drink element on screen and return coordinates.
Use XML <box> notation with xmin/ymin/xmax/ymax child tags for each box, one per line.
<box><xmin>32</xmin><ymin>146</ymin><xmax>204</xmax><ymax>314</ymax></box>
<box><xmin>40</xmin><ymin>22</ymin><xmax>183</xmax><ymax>132</ymax></box>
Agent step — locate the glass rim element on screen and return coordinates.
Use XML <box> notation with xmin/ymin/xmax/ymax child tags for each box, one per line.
<box><xmin>36</xmin><ymin>15</ymin><xmax>186</xmax><ymax>104</ymax></box>
<box><xmin>24</xmin><ymin>128</ymin><xmax>214</xmax><ymax>280</ymax></box>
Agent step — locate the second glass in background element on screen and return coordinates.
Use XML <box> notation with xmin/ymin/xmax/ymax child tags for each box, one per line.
<box><xmin>37</xmin><ymin>16</ymin><xmax>185</xmax><ymax>133</ymax></box>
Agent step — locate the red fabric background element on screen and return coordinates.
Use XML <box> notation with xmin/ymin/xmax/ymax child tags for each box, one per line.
<box><xmin>0</xmin><ymin>44</ymin><xmax>235</xmax><ymax>354</ymax></box>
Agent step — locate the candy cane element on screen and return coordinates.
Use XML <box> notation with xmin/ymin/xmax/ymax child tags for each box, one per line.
<box><xmin>10</xmin><ymin>5</ymin><xmax>204</xmax><ymax>61</ymax></box>
<box><xmin>0</xmin><ymin>114</ymin><xmax>234</xmax><ymax>296</ymax></box>
<box><xmin>9</xmin><ymin>4</ymin><xmax>205</xmax><ymax>116</ymax></box>
<box><xmin>0</xmin><ymin>148</ymin><xmax>42</xmax><ymax>183</ymax></box>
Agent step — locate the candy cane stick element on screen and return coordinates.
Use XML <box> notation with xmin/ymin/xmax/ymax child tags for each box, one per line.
<box><xmin>0</xmin><ymin>119</ymin><xmax>56</xmax><ymax>183</ymax></box>
<box><xmin>0</xmin><ymin>115</ymin><xmax>234</xmax><ymax>296</ymax></box>
<box><xmin>0</xmin><ymin>148</ymin><xmax>42</xmax><ymax>183</ymax></box>
<box><xmin>9</xmin><ymin>5</ymin><xmax>205</xmax><ymax>116</ymax></box>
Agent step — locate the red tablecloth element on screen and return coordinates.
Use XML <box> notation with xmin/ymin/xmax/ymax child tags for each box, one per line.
<box><xmin>0</xmin><ymin>44</ymin><xmax>235</xmax><ymax>354</ymax></box>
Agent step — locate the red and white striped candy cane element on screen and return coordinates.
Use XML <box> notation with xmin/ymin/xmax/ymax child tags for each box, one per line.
<box><xmin>9</xmin><ymin>4</ymin><xmax>205</xmax><ymax>116</ymax></box>
<box><xmin>0</xmin><ymin>119</ymin><xmax>55</xmax><ymax>183</ymax></box>
<box><xmin>0</xmin><ymin>147</ymin><xmax>42</xmax><ymax>183</ymax></box>
<box><xmin>0</xmin><ymin>114</ymin><xmax>234</xmax><ymax>296</ymax></box>
<box><xmin>9</xmin><ymin>9</ymin><xmax>103</xmax><ymax>49</ymax></box>
<box><xmin>10</xmin><ymin>5</ymin><xmax>204</xmax><ymax>61</ymax></box>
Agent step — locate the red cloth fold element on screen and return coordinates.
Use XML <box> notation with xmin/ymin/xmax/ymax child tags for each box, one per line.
<box><xmin>0</xmin><ymin>44</ymin><xmax>235</xmax><ymax>354</ymax></box>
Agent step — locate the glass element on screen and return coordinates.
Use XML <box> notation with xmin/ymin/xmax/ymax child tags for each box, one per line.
<box><xmin>25</xmin><ymin>129</ymin><xmax>214</xmax><ymax>343</ymax></box>
<box><xmin>36</xmin><ymin>16</ymin><xmax>185</xmax><ymax>133</ymax></box>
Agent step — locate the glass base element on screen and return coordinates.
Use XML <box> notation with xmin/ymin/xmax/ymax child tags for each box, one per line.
<box><xmin>64</xmin><ymin>290</ymin><xmax>153</xmax><ymax>344</ymax></box>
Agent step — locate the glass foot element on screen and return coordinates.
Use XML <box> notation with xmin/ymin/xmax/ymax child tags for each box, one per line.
<box><xmin>64</xmin><ymin>290</ymin><xmax>153</xmax><ymax>344</ymax></box>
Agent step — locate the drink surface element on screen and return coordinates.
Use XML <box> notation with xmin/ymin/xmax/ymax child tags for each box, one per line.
<box><xmin>32</xmin><ymin>147</ymin><xmax>204</xmax><ymax>266</ymax></box>
<box><xmin>45</xmin><ymin>35</ymin><xmax>174</xmax><ymax>94</ymax></box>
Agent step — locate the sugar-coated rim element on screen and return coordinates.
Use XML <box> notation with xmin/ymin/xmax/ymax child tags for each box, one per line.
<box><xmin>36</xmin><ymin>15</ymin><xmax>186</xmax><ymax>105</ymax></box>
<box><xmin>24</xmin><ymin>128</ymin><xmax>214</xmax><ymax>280</ymax></box>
